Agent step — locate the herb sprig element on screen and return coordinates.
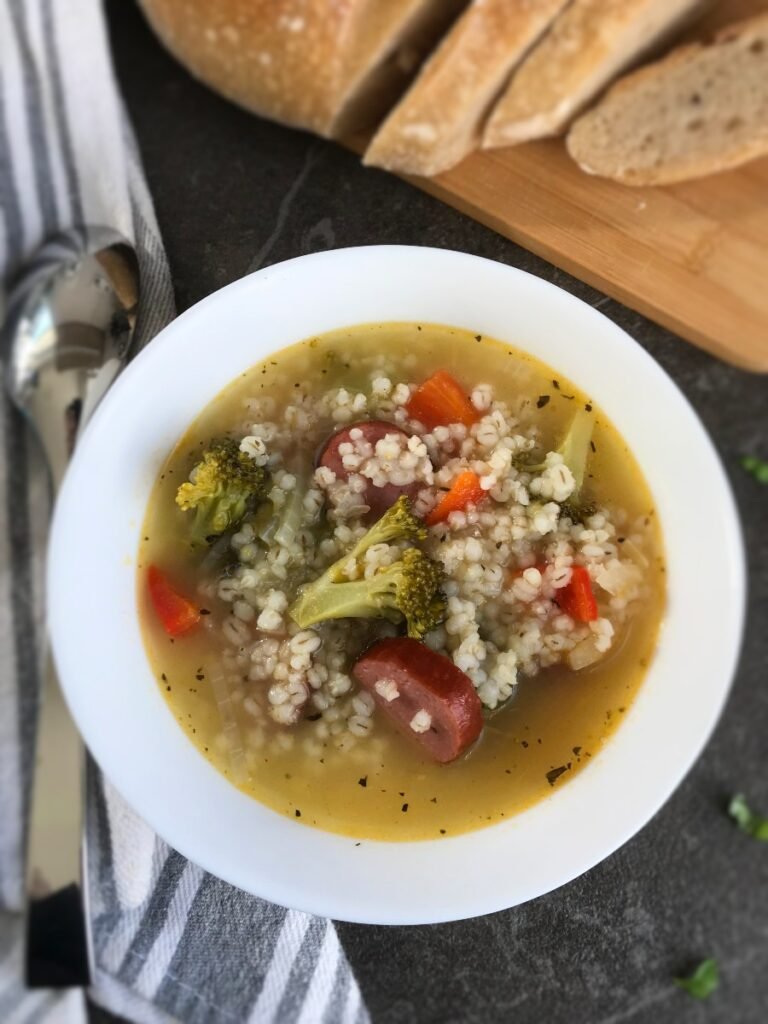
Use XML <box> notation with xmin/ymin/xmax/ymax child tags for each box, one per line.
<box><xmin>674</xmin><ymin>959</ymin><xmax>719</xmax><ymax>1000</ymax></box>
<box><xmin>728</xmin><ymin>793</ymin><xmax>768</xmax><ymax>841</ymax></box>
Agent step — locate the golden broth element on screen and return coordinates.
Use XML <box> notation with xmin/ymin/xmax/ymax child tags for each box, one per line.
<box><xmin>139</xmin><ymin>323</ymin><xmax>665</xmax><ymax>841</ymax></box>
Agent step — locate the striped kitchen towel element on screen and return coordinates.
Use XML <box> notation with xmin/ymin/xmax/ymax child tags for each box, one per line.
<box><xmin>0</xmin><ymin>1</ymin><xmax>368</xmax><ymax>1021</ymax></box>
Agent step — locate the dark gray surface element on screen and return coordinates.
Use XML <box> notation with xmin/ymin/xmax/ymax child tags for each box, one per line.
<box><xmin>106</xmin><ymin>3</ymin><xmax>768</xmax><ymax>1022</ymax></box>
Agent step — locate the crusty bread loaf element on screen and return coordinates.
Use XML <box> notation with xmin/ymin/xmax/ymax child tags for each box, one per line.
<box><xmin>364</xmin><ymin>0</ymin><xmax>570</xmax><ymax>177</ymax></box>
<box><xmin>138</xmin><ymin>0</ymin><xmax>466</xmax><ymax>138</ymax></box>
<box><xmin>483</xmin><ymin>0</ymin><xmax>708</xmax><ymax>149</ymax></box>
<box><xmin>566</xmin><ymin>12</ymin><xmax>768</xmax><ymax>185</ymax></box>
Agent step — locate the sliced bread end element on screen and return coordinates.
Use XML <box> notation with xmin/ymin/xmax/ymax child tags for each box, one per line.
<box><xmin>566</xmin><ymin>12</ymin><xmax>768</xmax><ymax>186</ymax></box>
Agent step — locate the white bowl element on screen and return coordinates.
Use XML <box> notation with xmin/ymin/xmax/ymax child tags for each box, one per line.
<box><xmin>49</xmin><ymin>246</ymin><xmax>745</xmax><ymax>924</ymax></box>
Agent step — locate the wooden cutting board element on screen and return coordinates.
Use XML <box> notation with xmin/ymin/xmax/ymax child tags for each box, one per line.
<box><xmin>367</xmin><ymin>0</ymin><xmax>768</xmax><ymax>372</ymax></box>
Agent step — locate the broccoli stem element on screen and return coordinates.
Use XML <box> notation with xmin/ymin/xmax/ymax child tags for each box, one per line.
<box><xmin>559</xmin><ymin>408</ymin><xmax>593</xmax><ymax>498</ymax></box>
<box><xmin>274</xmin><ymin>470</ymin><xmax>309</xmax><ymax>549</ymax></box>
<box><xmin>290</xmin><ymin>576</ymin><xmax>403</xmax><ymax>629</ymax></box>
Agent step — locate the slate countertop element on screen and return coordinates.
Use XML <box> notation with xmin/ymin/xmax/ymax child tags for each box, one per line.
<box><xmin>105</xmin><ymin>4</ymin><xmax>768</xmax><ymax>1021</ymax></box>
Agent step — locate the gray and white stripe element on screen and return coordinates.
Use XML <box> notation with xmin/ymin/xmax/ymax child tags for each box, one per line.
<box><xmin>0</xmin><ymin>1</ymin><xmax>368</xmax><ymax>1020</ymax></box>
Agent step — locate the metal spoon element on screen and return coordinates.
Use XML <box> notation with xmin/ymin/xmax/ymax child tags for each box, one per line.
<box><xmin>1</xmin><ymin>227</ymin><xmax>140</xmax><ymax>986</ymax></box>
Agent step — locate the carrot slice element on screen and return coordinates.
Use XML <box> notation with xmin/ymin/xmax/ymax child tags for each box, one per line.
<box><xmin>426</xmin><ymin>471</ymin><xmax>487</xmax><ymax>526</ymax></box>
<box><xmin>147</xmin><ymin>565</ymin><xmax>201</xmax><ymax>637</ymax></box>
<box><xmin>555</xmin><ymin>566</ymin><xmax>598</xmax><ymax>623</ymax></box>
<box><xmin>406</xmin><ymin>370</ymin><xmax>480</xmax><ymax>430</ymax></box>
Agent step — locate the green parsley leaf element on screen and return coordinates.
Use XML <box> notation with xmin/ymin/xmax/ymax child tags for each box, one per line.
<box><xmin>728</xmin><ymin>793</ymin><xmax>768</xmax><ymax>840</ymax></box>
<box><xmin>740</xmin><ymin>455</ymin><xmax>768</xmax><ymax>484</ymax></box>
<box><xmin>674</xmin><ymin>959</ymin><xmax>719</xmax><ymax>1000</ymax></box>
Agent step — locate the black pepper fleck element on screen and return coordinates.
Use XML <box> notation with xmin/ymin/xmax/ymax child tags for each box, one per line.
<box><xmin>572</xmin><ymin>746</ymin><xmax>582</xmax><ymax>756</ymax></box>
<box><xmin>358</xmin><ymin>776</ymin><xmax>368</xmax><ymax>788</ymax></box>
<box><xmin>546</xmin><ymin>766</ymin><xmax>569</xmax><ymax>786</ymax></box>
<box><xmin>401</xmin><ymin>803</ymin><xmax>409</xmax><ymax>813</ymax></box>
<box><xmin>295</xmin><ymin>809</ymin><xmax>301</xmax><ymax>817</ymax></box>
<box><xmin>537</xmin><ymin>395</ymin><xmax>550</xmax><ymax>409</ymax></box>
<box><xmin>521</xmin><ymin>740</ymin><xmax>529</xmax><ymax>748</ymax></box>
<box><xmin>585</xmin><ymin>403</ymin><xmax>593</xmax><ymax>412</ymax></box>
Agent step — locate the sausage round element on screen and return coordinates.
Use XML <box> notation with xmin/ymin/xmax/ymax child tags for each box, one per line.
<box><xmin>317</xmin><ymin>420</ymin><xmax>425</xmax><ymax>520</ymax></box>
<box><xmin>353</xmin><ymin>637</ymin><xmax>483</xmax><ymax>763</ymax></box>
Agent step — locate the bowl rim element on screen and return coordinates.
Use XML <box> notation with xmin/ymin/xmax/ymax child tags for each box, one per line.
<box><xmin>48</xmin><ymin>245</ymin><xmax>745</xmax><ymax>924</ymax></box>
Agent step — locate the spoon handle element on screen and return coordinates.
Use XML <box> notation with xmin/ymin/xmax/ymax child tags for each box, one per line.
<box><xmin>25</xmin><ymin>657</ymin><xmax>91</xmax><ymax>986</ymax></box>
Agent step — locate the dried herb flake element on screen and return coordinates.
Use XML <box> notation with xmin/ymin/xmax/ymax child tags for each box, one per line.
<box><xmin>546</xmin><ymin>765</ymin><xmax>569</xmax><ymax>786</ymax></box>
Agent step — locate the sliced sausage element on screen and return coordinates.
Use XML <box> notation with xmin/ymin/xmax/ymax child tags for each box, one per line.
<box><xmin>353</xmin><ymin>637</ymin><xmax>483</xmax><ymax>763</ymax></box>
<box><xmin>318</xmin><ymin>420</ymin><xmax>426</xmax><ymax>520</ymax></box>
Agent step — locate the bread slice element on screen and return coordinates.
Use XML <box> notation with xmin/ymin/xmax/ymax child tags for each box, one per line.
<box><xmin>566</xmin><ymin>12</ymin><xmax>768</xmax><ymax>186</ymax></box>
<box><xmin>332</xmin><ymin>0</ymin><xmax>467</xmax><ymax>137</ymax></box>
<box><xmin>483</xmin><ymin>0</ymin><xmax>708</xmax><ymax>149</ymax></box>
<box><xmin>138</xmin><ymin>0</ymin><xmax>466</xmax><ymax>138</ymax></box>
<box><xmin>364</xmin><ymin>0</ymin><xmax>570</xmax><ymax>177</ymax></box>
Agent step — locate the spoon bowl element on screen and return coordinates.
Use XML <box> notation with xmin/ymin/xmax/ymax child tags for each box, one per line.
<box><xmin>3</xmin><ymin>226</ymin><xmax>139</xmax><ymax>488</ymax></box>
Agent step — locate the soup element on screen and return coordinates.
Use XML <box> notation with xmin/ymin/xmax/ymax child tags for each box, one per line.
<box><xmin>139</xmin><ymin>323</ymin><xmax>665</xmax><ymax>841</ymax></box>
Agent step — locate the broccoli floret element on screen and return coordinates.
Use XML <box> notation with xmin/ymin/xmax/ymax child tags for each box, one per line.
<box><xmin>346</xmin><ymin>494</ymin><xmax>428</xmax><ymax>563</ymax></box>
<box><xmin>289</xmin><ymin>497</ymin><xmax>445</xmax><ymax>638</ymax></box>
<box><xmin>176</xmin><ymin>438</ymin><xmax>270</xmax><ymax>545</ymax></box>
